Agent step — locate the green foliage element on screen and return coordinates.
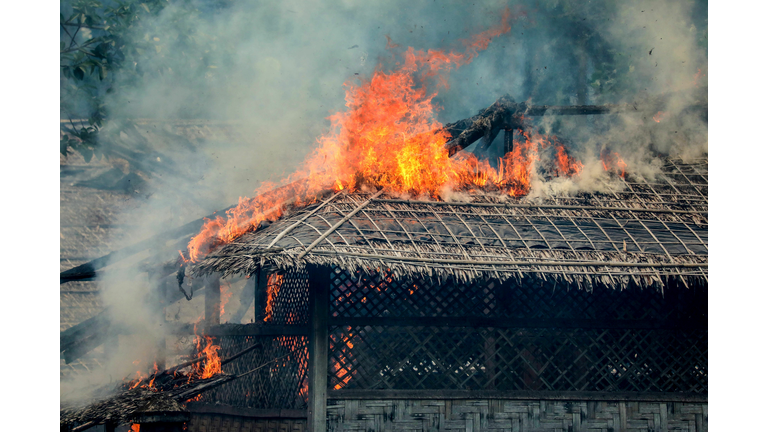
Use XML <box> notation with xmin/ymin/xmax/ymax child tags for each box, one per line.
<box><xmin>60</xmin><ymin>0</ymin><xmax>221</xmax><ymax>167</ymax></box>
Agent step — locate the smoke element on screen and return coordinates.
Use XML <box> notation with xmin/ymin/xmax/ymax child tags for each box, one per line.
<box><xmin>62</xmin><ymin>0</ymin><xmax>706</xmax><ymax>397</ymax></box>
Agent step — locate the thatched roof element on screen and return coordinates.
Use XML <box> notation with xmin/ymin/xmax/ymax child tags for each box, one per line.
<box><xmin>193</xmin><ymin>157</ymin><xmax>707</xmax><ymax>290</ymax></box>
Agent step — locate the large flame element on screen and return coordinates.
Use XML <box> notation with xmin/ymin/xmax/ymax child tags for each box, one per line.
<box><xmin>263</xmin><ymin>273</ymin><xmax>284</xmax><ymax>323</ymax></box>
<box><xmin>185</xmin><ymin>9</ymin><xmax>587</xmax><ymax>262</ymax></box>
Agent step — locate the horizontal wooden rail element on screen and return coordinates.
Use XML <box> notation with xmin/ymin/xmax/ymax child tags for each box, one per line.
<box><xmin>186</xmin><ymin>402</ymin><xmax>306</xmax><ymax>419</ymax></box>
<box><xmin>173</xmin><ymin>323</ymin><xmax>309</xmax><ymax>336</ymax></box>
<box><xmin>327</xmin><ymin>389</ymin><xmax>708</xmax><ymax>403</ymax></box>
<box><xmin>329</xmin><ymin>316</ymin><xmax>707</xmax><ymax>329</ymax></box>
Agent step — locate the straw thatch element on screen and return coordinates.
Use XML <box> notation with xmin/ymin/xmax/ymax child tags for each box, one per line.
<box><xmin>193</xmin><ymin>157</ymin><xmax>707</xmax><ymax>290</ymax></box>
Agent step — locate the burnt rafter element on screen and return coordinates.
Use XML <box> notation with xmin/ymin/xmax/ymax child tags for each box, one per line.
<box><xmin>442</xmin><ymin>94</ymin><xmax>684</xmax><ymax>157</ymax></box>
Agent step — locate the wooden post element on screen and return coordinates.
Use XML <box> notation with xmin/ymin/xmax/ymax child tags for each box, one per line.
<box><xmin>230</xmin><ymin>273</ymin><xmax>258</xmax><ymax>324</ymax></box>
<box><xmin>204</xmin><ymin>273</ymin><xmax>221</xmax><ymax>328</ymax></box>
<box><xmin>307</xmin><ymin>265</ymin><xmax>330</xmax><ymax>432</ymax></box>
<box><xmin>255</xmin><ymin>269</ymin><xmax>269</xmax><ymax>323</ymax></box>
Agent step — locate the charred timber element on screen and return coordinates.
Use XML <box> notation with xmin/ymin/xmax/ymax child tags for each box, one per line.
<box><xmin>443</xmin><ymin>97</ymin><xmax>628</xmax><ymax>157</ymax></box>
<box><xmin>443</xmin><ymin>95</ymin><xmax>706</xmax><ymax>157</ymax></box>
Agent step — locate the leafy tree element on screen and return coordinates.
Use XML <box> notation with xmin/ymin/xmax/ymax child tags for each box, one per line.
<box><xmin>60</xmin><ymin>0</ymin><xmax>222</xmax><ymax>169</ymax></box>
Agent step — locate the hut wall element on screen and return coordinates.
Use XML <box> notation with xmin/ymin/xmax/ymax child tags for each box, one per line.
<box><xmin>187</xmin><ymin>413</ymin><xmax>306</xmax><ymax>432</ymax></box>
<box><xmin>200</xmin><ymin>268</ymin><xmax>310</xmax><ymax>410</ymax></box>
<box><xmin>326</xmin><ymin>399</ymin><xmax>707</xmax><ymax>432</ymax></box>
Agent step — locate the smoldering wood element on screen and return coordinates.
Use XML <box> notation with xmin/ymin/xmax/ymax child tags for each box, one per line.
<box><xmin>444</xmin><ymin>95</ymin><xmax>525</xmax><ymax>157</ymax></box>
<box><xmin>61</xmin><ymin>375</ymin><xmax>236</xmax><ymax>431</ymax></box>
<box><xmin>442</xmin><ymin>94</ymin><xmax>707</xmax><ymax>157</ymax></box>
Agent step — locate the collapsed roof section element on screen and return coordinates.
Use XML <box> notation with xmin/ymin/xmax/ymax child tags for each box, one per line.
<box><xmin>193</xmin><ymin>157</ymin><xmax>707</xmax><ymax>290</ymax></box>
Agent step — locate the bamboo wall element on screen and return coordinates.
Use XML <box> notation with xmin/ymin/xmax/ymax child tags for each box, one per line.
<box><xmin>326</xmin><ymin>399</ymin><xmax>707</xmax><ymax>432</ymax></box>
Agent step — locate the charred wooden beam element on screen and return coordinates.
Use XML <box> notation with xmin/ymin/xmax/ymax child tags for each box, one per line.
<box><xmin>329</xmin><ymin>316</ymin><xmax>707</xmax><ymax>329</ymax></box>
<box><xmin>171</xmin><ymin>322</ymin><xmax>309</xmax><ymax>337</ymax></box>
<box><xmin>442</xmin><ymin>95</ymin><xmax>706</xmax><ymax>157</ymax></box>
<box><xmin>61</xmin><ymin>308</ymin><xmax>112</xmax><ymax>352</ymax></box>
<box><xmin>327</xmin><ymin>389</ymin><xmax>708</xmax><ymax>403</ymax></box>
<box><xmin>444</xmin><ymin>95</ymin><xmax>524</xmax><ymax>157</ymax></box>
<box><xmin>62</xmin><ymin>328</ymin><xmax>110</xmax><ymax>364</ymax></box>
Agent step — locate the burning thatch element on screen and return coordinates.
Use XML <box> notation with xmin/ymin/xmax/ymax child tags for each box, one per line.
<box><xmin>60</xmin><ymin>374</ymin><xmax>234</xmax><ymax>431</ymax></box>
<box><xmin>192</xmin><ymin>156</ymin><xmax>707</xmax><ymax>291</ymax></box>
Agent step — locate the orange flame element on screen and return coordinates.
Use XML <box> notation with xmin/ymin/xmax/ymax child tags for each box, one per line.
<box><xmin>194</xmin><ymin>335</ymin><xmax>222</xmax><ymax>379</ymax></box>
<box><xmin>600</xmin><ymin>150</ymin><xmax>628</xmax><ymax>178</ymax></box>
<box><xmin>653</xmin><ymin>111</ymin><xmax>668</xmax><ymax>123</ymax></box>
<box><xmin>330</xmin><ymin>328</ymin><xmax>358</xmax><ymax>390</ymax></box>
<box><xmin>184</xmin><ymin>9</ymin><xmax>586</xmax><ymax>262</ymax></box>
<box><xmin>130</xmin><ymin>425</ymin><xmax>140</xmax><ymax>432</ymax></box>
<box><xmin>220</xmin><ymin>281</ymin><xmax>233</xmax><ymax>318</ymax></box>
<box><xmin>264</xmin><ymin>274</ymin><xmax>284</xmax><ymax>323</ymax></box>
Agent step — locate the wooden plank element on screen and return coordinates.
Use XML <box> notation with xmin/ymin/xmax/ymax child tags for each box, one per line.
<box><xmin>326</xmin><ymin>390</ymin><xmax>708</xmax><ymax>403</ymax></box>
<box><xmin>329</xmin><ymin>316</ymin><xmax>707</xmax><ymax>330</ymax></box>
<box><xmin>186</xmin><ymin>402</ymin><xmax>307</xmax><ymax>419</ymax></box>
<box><xmin>173</xmin><ymin>323</ymin><xmax>309</xmax><ymax>337</ymax></box>
<box><xmin>307</xmin><ymin>265</ymin><xmax>330</xmax><ymax>432</ymax></box>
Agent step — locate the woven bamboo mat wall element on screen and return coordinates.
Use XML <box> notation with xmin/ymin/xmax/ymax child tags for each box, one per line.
<box><xmin>326</xmin><ymin>399</ymin><xmax>707</xmax><ymax>432</ymax></box>
<box><xmin>187</xmin><ymin>413</ymin><xmax>306</xmax><ymax>432</ymax></box>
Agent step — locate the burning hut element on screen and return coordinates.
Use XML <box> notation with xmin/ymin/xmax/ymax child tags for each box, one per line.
<box><xmin>182</xmin><ymin>156</ymin><xmax>707</xmax><ymax>432</ymax></box>
<box><xmin>60</xmin><ymin>94</ymin><xmax>708</xmax><ymax>431</ymax></box>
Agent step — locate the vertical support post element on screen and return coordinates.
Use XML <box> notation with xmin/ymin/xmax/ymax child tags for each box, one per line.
<box><xmin>255</xmin><ymin>269</ymin><xmax>269</xmax><ymax>323</ymax></box>
<box><xmin>503</xmin><ymin>128</ymin><xmax>514</xmax><ymax>155</ymax></box>
<box><xmin>204</xmin><ymin>273</ymin><xmax>221</xmax><ymax>328</ymax></box>
<box><xmin>230</xmin><ymin>272</ymin><xmax>258</xmax><ymax>324</ymax></box>
<box><xmin>307</xmin><ymin>265</ymin><xmax>330</xmax><ymax>432</ymax></box>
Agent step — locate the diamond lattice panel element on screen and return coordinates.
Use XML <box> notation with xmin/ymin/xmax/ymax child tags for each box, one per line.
<box><xmin>328</xmin><ymin>326</ymin><xmax>707</xmax><ymax>393</ymax></box>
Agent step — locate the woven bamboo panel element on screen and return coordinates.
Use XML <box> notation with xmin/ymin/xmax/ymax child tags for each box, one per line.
<box><xmin>188</xmin><ymin>413</ymin><xmax>306</xmax><ymax>432</ymax></box>
<box><xmin>328</xmin><ymin>326</ymin><xmax>707</xmax><ymax>393</ymax></box>
<box><xmin>199</xmin><ymin>335</ymin><xmax>308</xmax><ymax>409</ymax></box>
<box><xmin>330</xmin><ymin>268</ymin><xmax>707</xmax><ymax>321</ymax></box>
<box><xmin>201</xmin><ymin>268</ymin><xmax>310</xmax><ymax>409</ymax></box>
<box><xmin>326</xmin><ymin>399</ymin><xmax>707</xmax><ymax>432</ymax></box>
<box><xmin>268</xmin><ymin>268</ymin><xmax>310</xmax><ymax>325</ymax></box>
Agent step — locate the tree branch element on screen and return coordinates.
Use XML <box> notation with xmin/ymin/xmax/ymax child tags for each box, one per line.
<box><xmin>61</xmin><ymin>22</ymin><xmax>107</xmax><ymax>30</ymax></box>
<box><xmin>69</xmin><ymin>25</ymin><xmax>82</xmax><ymax>50</ymax></box>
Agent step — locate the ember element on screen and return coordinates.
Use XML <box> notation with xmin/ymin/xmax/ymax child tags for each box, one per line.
<box><xmin>600</xmin><ymin>149</ymin><xmax>628</xmax><ymax>178</ymax></box>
